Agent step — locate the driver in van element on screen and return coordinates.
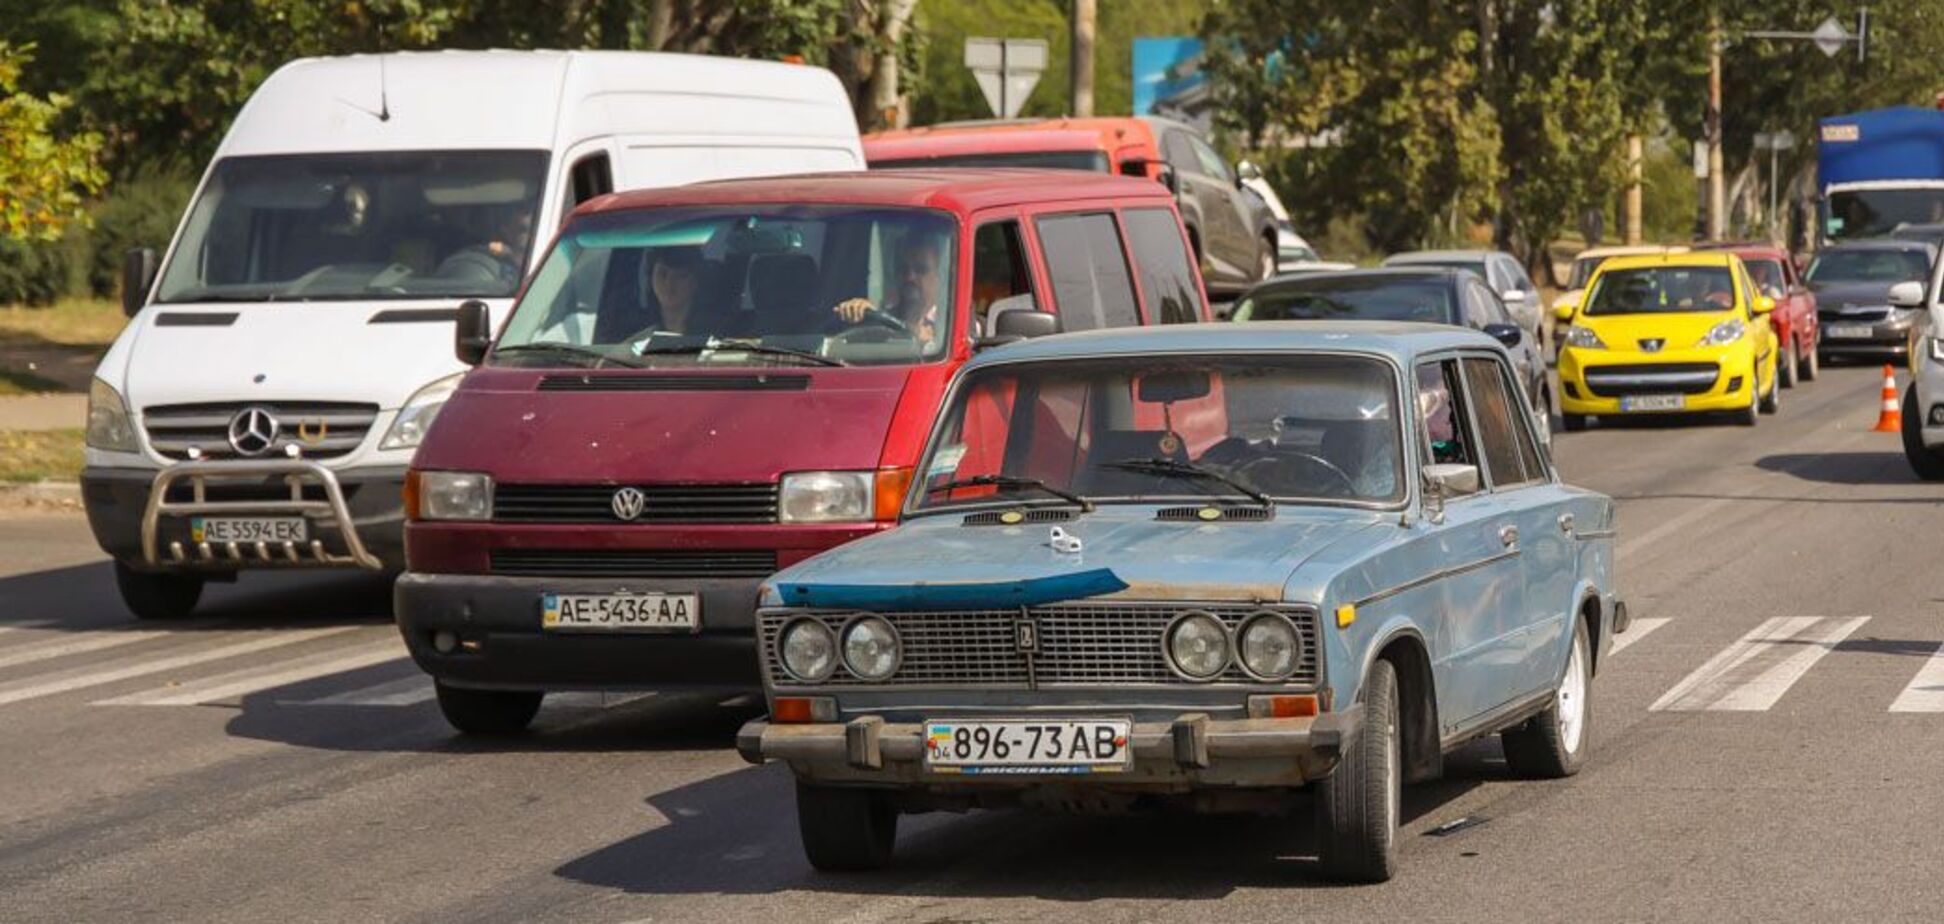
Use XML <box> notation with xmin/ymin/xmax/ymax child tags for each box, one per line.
<box><xmin>830</xmin><ymin>231</ymin><xmax>944</xmax><ymax>349</ymax></box>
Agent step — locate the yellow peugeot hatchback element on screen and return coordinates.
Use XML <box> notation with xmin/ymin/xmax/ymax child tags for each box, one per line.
<box><xmin>1557</xmin><ymin>252</ymin><xmax>1779</xmax><ymax>430</ymax></box>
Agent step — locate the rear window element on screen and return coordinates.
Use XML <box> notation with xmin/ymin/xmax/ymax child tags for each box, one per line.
<box><xmin>1233</xmin><ymin>278</ymin><xmax>1456</xmax><ymax>324</ymax></box>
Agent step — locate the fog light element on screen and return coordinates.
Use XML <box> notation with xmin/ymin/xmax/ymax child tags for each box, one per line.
<box><xmin>1164</xmin><ymin>611</ymin><xmax>1231</xmax><ymax>681</ymax></box>
<box><xmin>1726</xmin><ymin>376</ymin><xmax>1743</xmax><ymax>392</ymax></box>
<box><xmin>432</xmin><ymin>630</ymin><xmax>458</xmax><ymax>654</ymax></box>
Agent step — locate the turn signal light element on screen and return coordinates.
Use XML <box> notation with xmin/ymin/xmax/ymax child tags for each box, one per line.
<box><xmin>1248</xmin><ymin>694</ymin><xmax>1319</xmax><ymax>718</ymax></box>
<box><xmin>402</xmin><ymin>469</ymin><xmax>421</xmax><ymax>521</ymax></box>
<box><xmin>873</xmin><ymin>467</ymin><xmax>914</xmax><ymax>522</ymax></box>
<box><xmin>772</xmin><ymin>696</ymin><xmax>836</xmax><ymax>724</ymax></box>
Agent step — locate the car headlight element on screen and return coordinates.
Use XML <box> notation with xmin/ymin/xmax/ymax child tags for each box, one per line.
<box><xmin>1696</xmin><ymin>317</ymin><xmax>1746</xmax><ymax>347</ymax></box>
<box><xmin>409</xmin><ymin>470</ymin><xmax>493</xmax><ymax>521</ymax></box>
<box><xmin>1236</xmin><ymin>612</ymin><xmax>1303</xmax><ymax>680</ymax></box>
<box><xmin>85</xmin><ymin>377</ymin><xmax>139</xmax><ymax>452</ymax></box>
<box><xmin>779</xmin><ymin>471</ymin><xmax>873</xmax><ymax>523</ymax></box>
<box><xmin>1564</xmin><ymin>325</ymin><xmax>1606</xmax><ymax>349</ymax></box>
<box><xmin>1165</xmin><ymin>611</ymin><xmax>1231</xmax><ymax>681</ymax></box>
<box><xmin>380</xmin><ymin>372</ymin><xmax>466</xmax><ymax>451</ymax></box>
<box><xmin>779</xmin><ymin>618</ymin><xmax>838</xmax><ymax>683</ymax></box>
<box><xmin>840</xmin><ymin>616</ymin><xmax>901</xmax><ymax>681</ymax></box>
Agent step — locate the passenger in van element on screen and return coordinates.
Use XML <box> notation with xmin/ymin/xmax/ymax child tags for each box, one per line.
<box><xmin>643</xmin><ymin>246</ymin><xmax>723</xmax><ymax>336</ymax></box>
<box><xmin>831</xmin><ymin>231</ymin><xmax>944</xmax><ymax>350</ymax></box>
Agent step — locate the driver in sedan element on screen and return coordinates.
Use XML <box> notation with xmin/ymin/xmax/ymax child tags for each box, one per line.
<box><xmin>830</xmin><ymin>231</ymin><xmax>944</xmax><ymax>350</ymax></box>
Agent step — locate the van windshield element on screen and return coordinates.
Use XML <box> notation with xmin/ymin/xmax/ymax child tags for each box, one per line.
<box><xmin>155</xmin><ymin>151</ymin><xmax>547</xmax><ymax>303</ymax></box>
<box><xmin>491</xmin><ymin>206</ymin><xmax>960</xmax><ymax>368</ymax></box>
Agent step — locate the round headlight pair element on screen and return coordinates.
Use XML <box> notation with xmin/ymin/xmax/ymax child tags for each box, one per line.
<box><xmin>1164</xmin><ymin>611</ymin><xmax>1303</xmax><ymax>682</ymax></box>
<box><xmin>779</xmin><ymin>616</ymin><xmax>901</xmax><ymax>683</ymax></box>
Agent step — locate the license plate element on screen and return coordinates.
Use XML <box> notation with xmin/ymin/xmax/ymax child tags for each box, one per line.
<box><xmin>190</xmin><ymin>516</ymin><xmax>307</xmax><ymax>544</ymax></box>
<box><xmin>1620</xmin><ymin>394</ymin><xmax>1685</xmax><ymax>412</ymax></box>
<box><xmin>1827</xmin><ymin>324</ymin><xmax>1874</xmax><ymax>339</ymax></box>
<box><xmin>541</xmin><ymin>593</ymin><xmax>699</xmax><ymax>632</ymax></box>
<box><xmin>924</xmin><ymin>718</ymin><xmax>1133</xmax><ymax>775</ymax></box>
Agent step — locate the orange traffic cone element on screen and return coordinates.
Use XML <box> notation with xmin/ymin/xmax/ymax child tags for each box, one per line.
<box><xmin>1873</xmin><ymin>364</ymin><xmax>1903</xmax><ymax>433</ymax></box>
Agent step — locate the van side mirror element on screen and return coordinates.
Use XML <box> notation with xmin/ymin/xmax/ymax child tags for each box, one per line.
<box><xmin>1888</xmin><ymin>280</ymin><xmax>1926</xmax><ymax>308</ymax></box>
<box><xmin>122</xmin><ymin>248</ymin><xmax>158</xmax><ymax>317</ymax></box>
<box><xmin>1483</xmin><ymin>323</ymin><xmax>1523</xmax><ymax>347</ymax></box>
<box><xmin>454</xmin><ymin>300</ymin><xmax>493</xmax><ymax>365</ymax></box>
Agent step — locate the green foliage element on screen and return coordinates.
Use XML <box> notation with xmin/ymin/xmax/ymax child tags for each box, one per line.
<box><xmin>0</xmin><ymin>42</ymin><xmax>107</xmax><ymax>242</ymax></box>
<box><xmin>83</xmin><ymin>160</ymin><xmax>197</xmax><ymax>298</ymax></box>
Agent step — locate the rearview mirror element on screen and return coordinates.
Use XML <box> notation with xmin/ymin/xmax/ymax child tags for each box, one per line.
<box><xmin>1888</xmin><ymin>280</ymin><xmax>1926</xmax><ymax>308</ymax></box>
<box><xmin>454</xmin><ymin>299</ymin><xmax>493</xmax><ymax>365</ymax></box>
<box><xmin>1137</xmin><ymin>369</ymin><xmax>1212</xmax><ymax>403</ymax></box>
<box><xmin>1483</xmin><ymin>323</ymin><xmax>1524</xmax><ymax>347</ymax></box>
<box><xmin>121</xmin><ymin>248</ymin><xmax>158</xmax><ymax>318</ymax></box>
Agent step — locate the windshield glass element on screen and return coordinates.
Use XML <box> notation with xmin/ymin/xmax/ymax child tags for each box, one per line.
<box><xmin>1583</xmin><ymin>266</ymin><xmax>1735</xmax><ymax>316</ymax></box>
<box><xmin>1231</xmin><ymin>278</ymin><xmax>1455</xmax><ymax>324</ymax></box>
<box><xmin>1826</xmin><ymin>188</ymin><xmax>1944</xmax><ymax>241</ymax></box>
<box><xmin>872</xmin><ymin>150</ymin><xmax>1109</xmax><ymax>171</ymax></box>
<box><xmin>1744</xmin><ymin>258</ymin><xmax>1787</xmax><ymax>296</ymax></box>
<box><xmin>492</xmin><ymin>206</ymin><xmax>959</xmax><ymax>368</ymax></box>
<box><xmin>913</xmin><ymin>354</ymin><xmax>1403</xmax><ymax>511</ymax></box>
<box><xmin>1806</xmin><ymin>248</ymin><xmax>1930</xmax><ymax>285</ymax></box>
<box><xmin>156</xmin><ymin>151</ymin><xmax>547</xmax><ymax>303</ymax></box>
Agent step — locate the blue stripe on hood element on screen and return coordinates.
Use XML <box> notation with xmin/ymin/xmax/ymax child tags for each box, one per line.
<box><xmin>777</xmin><ymin>568</ymin><xmax>1129</xmax><ymax>611</ymax></box>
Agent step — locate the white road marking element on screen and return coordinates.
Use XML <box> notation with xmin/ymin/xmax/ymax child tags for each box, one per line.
<box><xmin>546</xmin><ymin>691</ymin><xmax>656</xmax><ymax>710</ymax></box>
<box><xmin>0</xmin><ymin>630</ymin><xmax>173</xmax><ymax>672</ymax></box>
<box><xmin>1609</xmin><ymin>617</ymin><xmax>1670</xmax><ymax>654</ymax></box>
<box><xmin>1889</xmin><ymin>643</ymin><xmax>1944</xmax><ymax>713</ymax></box>
<box><xmin>1650</xmin><ymin>616</ymin><xmax>1865</xmax><ymax>712</ymax></box>
<box><xmin>298</xmin><ymin>674</ymin><xmax>435</xmax><ymax>707</ymax></box>
<box><xmin>93</xmin><ymin>635</ymin><xmax>406</xmax><ymax>706</ymax></box>
<box><xmin>0</xmin><ymin>627</ymin><xmax>357</xmax><ymax>706</ymax></box>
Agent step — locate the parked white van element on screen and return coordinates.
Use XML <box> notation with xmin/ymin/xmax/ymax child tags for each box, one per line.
<box><xmin>84</xmin><ymin>50</ymin><xmax>864</xmax><ymax>618</ymax></box>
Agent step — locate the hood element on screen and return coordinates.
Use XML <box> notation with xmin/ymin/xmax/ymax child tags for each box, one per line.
<box><xmin>1576</xmin><ymin>309</ymin><xmax>1742</xmax><ymax>348</ymax></box>
<box><xmin>118</xmin><ymin>301</ymin><xmax>493</xmax><ymax>409</ymax></box>
<box><xmin>766</xmin><ymin>506</ymin><xmax>1389</xmax><ymax>605</ymax></box>
<box><xmin>1810</xmin><ymin>280</ymin><xmax>1902</xmax><ymax>308</ymax></box>
<box><xmin>415</xmin><ymin>364</ymin><xmax>914</xmax><ymax>482</ymax></box>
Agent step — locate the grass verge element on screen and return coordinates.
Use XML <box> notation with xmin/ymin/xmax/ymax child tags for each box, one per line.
<box><xmin>0</xmin><ymin>298</ymin><xmax>129</xmax><ymax>348</ymax></box>
<box><xmin>0</xmin><ymin>429</ymin><xmax>84</xmax><ymax>483</ymax></box>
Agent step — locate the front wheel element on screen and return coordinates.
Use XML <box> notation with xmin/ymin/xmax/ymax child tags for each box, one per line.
<box><xmin>113</xmin><ymin>561</ymin><xmax>203</xmax><ymax>620</ymax></box>
<box><xmin>1901</xmin><ymin>385</ymin><xmax>1944</xmax><ymax>481</ymax></box>
<box><xmin>434</xmin><ymin>681</ymin><xmax>543</xmax><ymax>736</ymax></box>
<box><xmin>796</xmin><ymin>781</ymin><xmax>898</xmax><ymax>871</ymax></box>
<box><xmin>1317</xmin><ymin>659</ymin><xmax>1400</xmax><ymax>883</ymax></box>
<box><xmin>1501</xmin><ymin>616</ymin><xmax>1592</xmax><ymax>778</ymax></box>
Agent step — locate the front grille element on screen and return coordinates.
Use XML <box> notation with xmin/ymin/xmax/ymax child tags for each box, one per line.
<box><xmin>142</xmin><ymin>402</ymin><xmax>378</xmax><ymax>461</ymax></box>
<box><xmin>1582</xmin><ymin>363</ymin><xmax>1718</xmax><ymax>397</ymax></box>
<box><xmin>489</xmin><ymin>548</ymin><xmax>778</xmax><ymax>578</ymax></box>
<box><xmin>493</xmin><ymin>483</ymin><xmax>778</xmax><ymax>524</ymax></box>
<box><xmin>762</xmin><ymin>603</ymin><xmax>1322</xmax><ymax>688</ymax></box>
<box><xmin>537</xmin><ymin>373</ymin><xmax>810</xmax><ymax>392</ymax></box>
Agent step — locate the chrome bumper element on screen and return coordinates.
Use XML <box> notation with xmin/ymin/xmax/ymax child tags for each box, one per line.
<box><xmin>139</xmin><ymin>459</ymin><xmax>384</xmax><ymax>570</ymax></box>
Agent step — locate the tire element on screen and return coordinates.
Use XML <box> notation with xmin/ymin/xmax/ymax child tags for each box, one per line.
<box><xmin>1759</xmin><ymin>362</ymin><xmax>1781</xmax><ymax>414</ymax></box>
<box><xmin>1901</xmin><ymin>385</ymin><xmax>1944</xmax><ymax>481</ymax></box>
<box><xmin>1799</xmin><ymin>340</ymin><xmax>1819</xmax><ymax>381</ymax></box>
<box><xmin>434</xmin><ymin>681</ymin><xmax>542</xmax><ymax>736</ymax></box>
<box><xmin>1561</xmin><ymin>412</ymin><xmax>1588</xmax><ymax>433</ymax></box>
<box><xmin>1735</xmin><ymin>368</ymin><xmax>1759</xmax><ymax>426</ymax></box>
<box><xmin>114</xmin><ymin>561</ymin><xmax>203</xmax><ymax>620</ymax></box>
<box><xmin>1501</xmin><ymin>616</ymin><xmax>1592</xmax><ymax>779</ymax></box>
<box><xmin>1317</xmin><ymin>659</ymin><xmax>1400</xmax><ymax>884</ymax></box>
<box><xmin>796</xmin><ymin>780</ymin><xmax>898</xmax><ymax>872</ymax></box>
<box><xmin>1779</xmin><ymin>338</ymin><xmax>1799</xmax><ymax>388</ymax></box>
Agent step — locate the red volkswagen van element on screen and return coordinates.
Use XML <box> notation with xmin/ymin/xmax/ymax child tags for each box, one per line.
<box><xmin>396</xmin><ymin>169</ymin><xmax>1210</xmax><ymax>733</ymax></box>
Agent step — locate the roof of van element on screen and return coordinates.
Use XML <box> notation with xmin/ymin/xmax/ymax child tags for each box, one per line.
<box><xmin>579</xmin><ymin>168</ymin><xmax>1176</xmax><ymax>216</ymax></box>
<box><xmin>216</xmin><ymin>50</ymin><xmax>856</xmax><ymax>158</ymax></box>
<box><xmin>966</xmin><ymin>321</ymin><xmax>1498</xmax><ymax>369</ymax></box>
<box><xmin>863</xmin><ymin>117</ymin><xmax>1161</xmax><ymax>163</ymax></box>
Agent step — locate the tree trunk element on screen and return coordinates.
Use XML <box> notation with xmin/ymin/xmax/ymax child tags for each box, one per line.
<box><xmin>1070</xmin><ymin>0</ymin><xmax>1096</xmax><ymax>117</ymax></box>
<box><xmin>864</xmin><ymin>0</ymin><xmax>918</xmax><ymax>130</ymax></box>
<box><xmin>647</xmin><ymin>0</ymin><xmax>674</xmax><ymax>50</ymax></box>
<box><xmin>1624</xmin><ymin>134</ymin><xmax>1643</xmax><ymax>245</ymax></box>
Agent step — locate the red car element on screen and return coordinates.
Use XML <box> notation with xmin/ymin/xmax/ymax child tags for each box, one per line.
<box><xmin>1697</xmin><ymin>242</ymin><xmax>1820</xmax><ymax>386</ymax></box>
<box><xmin>395</xmin><ymin>169</ymin><xmax>1211</xmax><ymax>734</ymax></box>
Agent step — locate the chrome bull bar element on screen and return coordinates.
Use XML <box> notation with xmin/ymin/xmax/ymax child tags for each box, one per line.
<box><xmin>140</xmin><ymin>459</ymin><xmax>384</xmax><ymax>570</ymax></box>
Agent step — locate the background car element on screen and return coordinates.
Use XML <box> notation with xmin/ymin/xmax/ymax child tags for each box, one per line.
<box><xmin>1696</xmin><ymin>242</ymin><xmax>1820</xmax><ymax>386</ymax></box>
<box><xmin>1230</xmin><ymin>268</ymin><xmax>1552</xmax><ymax>444</ymax></box>
<box><xmin>1146</xmin><ymin>116</ymin><xmax>1280</xmax><ymax>295</ymax></box>
<box><xmin>1383</xmin><ymin>249</ymin><xmax>1544</xmax><ymax>344</ymax></box>
<box><xmin>1806</xmin><ymin>238</ymin><xmax>1937</xmax><ymax>361</ymax></box>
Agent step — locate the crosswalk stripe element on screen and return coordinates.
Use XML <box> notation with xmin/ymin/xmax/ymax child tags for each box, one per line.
<box><xmin>299</xmin><ymin>674</ymin><xmax>434</xmax><ymax>707</ymax></box>
<box><xmin>0</xmin><ymin>626</ymin><xmax>357</xmax><ymax>707</ymax></box>
<box><xmin>1609</xmin><ymin>618</ymin><xmax>1670</xmax><ymax>655</ymax></box>
<box><xmin>0</xmin><ymin>630</ymin><xmax>174</xmax><ymax>672</ymax></box>
<box><xmin>546</xmin><ymin>691</ymin><xmax>655</xmax><ymax>710</ymax></box>
<box><xmin>1889</xmin><ymin>643</ymin><xmax>1944</xmax><ymax>713</ymax></box>
<box><xmin>1650</xmin><ymin>616</ymin><xmax>1865</xmax><ymax>712</ymax></box>
<box><xmin>93</xmin><ymin>636</ymin><xmax>406</xmax><ymax>706</ymax></box>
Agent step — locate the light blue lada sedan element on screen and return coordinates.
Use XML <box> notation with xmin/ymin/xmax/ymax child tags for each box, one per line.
<box><xmin>737</xmin><ymin>321</ymin><xmax>1626</xmax><ymax>883</ymax></box>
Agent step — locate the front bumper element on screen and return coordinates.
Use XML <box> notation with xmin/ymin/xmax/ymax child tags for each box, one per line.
<box><xmin>1818</xmin><ymin>314</ymin><xmax>1916</xmax><ymax>355</ymax></box>
<box><xmin>1557</xmin><ymin>344</ymin><xmax>1758</xmax><ymax>415</ymax></box>
<box><xmin>83</xmin><ymin>462</ymin><xmax>405</xmax><ymax>572</ymax></box>
<box><xmin>392</xmin><ymin>571</ymin><xmax>763</xmax><ymax>692</ymax></box>
<box><xmin>739</xmin><ymin>711</ymin><xmax>1358</xmax><ymax>789</ymax></box>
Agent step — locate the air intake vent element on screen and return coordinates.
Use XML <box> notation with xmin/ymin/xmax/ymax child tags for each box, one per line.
<box><xmin>961</xmin><ymin>508</ymin><xmax>1076</xmax><ymax>526</ymax></box>
<box><xmin>537</xmin><ymin>374</ymin><xmax>810</xmax><ymax>393</ymax></box>
<box><xmin>1155</xmin><ymin>505</ymin><xmax>1274</xmax><ymax>522</ymax></box>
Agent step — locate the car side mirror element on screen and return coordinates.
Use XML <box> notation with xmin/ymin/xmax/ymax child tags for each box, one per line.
<box><xmin>1422</xmin><ymin>462</ymin><xmax>1481</xmax><ymax>523</ymax></box>
<box><xmin>1158</xmin><ymin>164</ymin><xmax>1180</xmax><ymax>196</ymax></box>
<box><xmin>454</xmin><ymin>299</ymin><xmax>493</xmax><ymax>365</ymax></box>
<box><xmin>1752</xmin><ymin>295</ymin><xmax>1777</xmax><ymax>315</ymax></box>
<box><xmin>1552</xmin><ymin>297</ymin><xmax>1579</xmax><ymax>321</ymax></box>
<box><xmin>976</xmin><ymin>297</ymin><xmax>1059</xmax><ymax>349</ymax></box>
<box><xmin>1483</xmin><ymin>323</ymin><xmax>1523</xmax><ymax>347</ymax></box>
<box><xmin>122</xmin><ymin>247</ymin><xmax>158</xmax><ymax>318</ymax></box>
<box><xmin>1236</xmin><ymin>159</ymin><xmax>1261</xmax><ymax>182</ymax></box>
<box><xmin>1888</xmin><ymin>280</ymin><xmax>1926</xmax><ymax>308</ymax></box>
<box><xmin>1501</xmin><ymin>288</ymin><xmax>1528</xmax><ymax>305</ymax></box>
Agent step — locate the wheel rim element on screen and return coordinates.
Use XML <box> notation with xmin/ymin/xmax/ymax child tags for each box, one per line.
<box><xmin>1558</xmin><ymin>632</ymin><xmax>1588</xmax><ymax>754</ymax></box>
<box><xmin>1383</xmin><ymin>706</ymin><xmax>1401</xmax><ymax>844</ymax></box>
<box><xmin>1786</xmin><ymin>346</ymin><xmax>1798</xmax><ymax>383</ymax></box>
<box><xmin>1261</xmin><ymin>250</ymin><xmax>1276</xmax><ymax>280</ymax></box>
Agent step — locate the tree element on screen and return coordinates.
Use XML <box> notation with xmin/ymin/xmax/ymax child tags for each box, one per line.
<box><xmin>0</xmin><ymin>42</ymin><xmax>106</xmax><ymax>241</ymax></box>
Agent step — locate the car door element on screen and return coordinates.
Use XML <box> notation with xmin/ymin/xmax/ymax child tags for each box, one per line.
<box><xmin>1163</xmin><ymin>131</ymin><xmax>1240</xmax><ymax>286</ymax></box>
<box><xmin>1186</xmin><ymin>133</ymin><xmax>1254</xmax><ymax>277</ymax></box>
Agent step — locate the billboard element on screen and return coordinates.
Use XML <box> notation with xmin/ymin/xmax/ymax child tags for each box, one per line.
<box><xmin>1132</xmin><ymin>36</ymin><xmax>1209</xmax><ymax>131</ymax></box>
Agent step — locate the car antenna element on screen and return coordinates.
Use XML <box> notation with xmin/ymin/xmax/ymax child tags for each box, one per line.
<box><xmin>376</xmin><ymin>45</ymin><xmax>391</xmax><ymax>122</ymax></box>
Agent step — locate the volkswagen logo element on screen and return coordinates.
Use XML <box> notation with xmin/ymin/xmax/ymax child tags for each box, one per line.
<box><xmin>226</xmin><ymin>406</ymin><xmax>280</xmax><ymax>456</ymax></box>
<box><xmin>610</xmin><ymin>486</ymin><xmax>647</xmax><ymax>521</ymax></box>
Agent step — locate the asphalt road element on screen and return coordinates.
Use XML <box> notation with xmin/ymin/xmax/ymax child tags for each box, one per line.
<box><xmin>3</xmin><ymin>362</ymin><xmax>1941</xmax><ymax>922</ymax></box>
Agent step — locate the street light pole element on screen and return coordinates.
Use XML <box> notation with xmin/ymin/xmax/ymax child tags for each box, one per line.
<box><xmin>1708</xmin><ymin>16</ymin><xmax>1726</xmax><ymax>240</ymax></box>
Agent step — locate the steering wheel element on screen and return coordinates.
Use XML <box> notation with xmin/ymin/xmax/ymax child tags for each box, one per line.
<box><xmin>1237</xmin><ymin>451</ymin><xmax>1358</xmax><ymax>498</ymax></box>
<box><xmin>833</xmin><ymin>306</ymin><xmax>908</xmax><ymax>334</ymax></box>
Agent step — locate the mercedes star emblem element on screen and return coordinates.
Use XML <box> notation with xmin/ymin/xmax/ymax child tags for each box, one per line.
<box><xmin>611</xmin><ymin>486</ymin><xmax>647</xmax><ymax>521</ymax></box>
<box><xmin>227</xmin><ymin>406</ymin><xmax>281</xmax><ymax>456</ymax></box>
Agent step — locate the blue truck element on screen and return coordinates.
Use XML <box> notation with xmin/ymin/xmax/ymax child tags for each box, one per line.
<box><xmin>1818</xmin><ymin>106</ymin><xmax>1944</xmax><ymax>244</ymax></box>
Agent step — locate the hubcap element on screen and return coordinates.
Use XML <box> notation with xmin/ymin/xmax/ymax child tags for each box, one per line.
<box><xmin>1383</xmin><ymin>708</ymin><xmax>1400</xmax><ymax>842</ymax></box>
<box><xmin>1558</xmin><ymin>633</ymin><xmax>1587</xmax><ymax>754</ymax></box>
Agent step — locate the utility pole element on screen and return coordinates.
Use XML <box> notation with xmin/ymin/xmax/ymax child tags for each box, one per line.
<box><xmin>1707</xmin><ymin>15</ymin><xmax>1726</xmax><ymax>240</ymax></box>
<box><xmin>1625</xmin><ymin>134</ymin><xmax>1643</xmax><ymax>245</ymax></box>
<box><xmin>1070</xmin><ymin>0</ymin><xmax>1096</xmax><ymax>117</ymax></box>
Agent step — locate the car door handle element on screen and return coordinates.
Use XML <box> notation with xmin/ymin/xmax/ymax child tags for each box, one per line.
<box><xmin>1499</xmin><ymin>524</ymin><xmax>1519</xmax><ymax>548</ymax></box>
<box><xmin>1558</xmin><ymin>513</ymin><xmax>1574</xmax><ymax>535</ymax></box>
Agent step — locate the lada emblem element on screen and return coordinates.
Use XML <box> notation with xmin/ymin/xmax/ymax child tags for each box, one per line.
<box><xmin>1014</xmin><ymin>619</ymin><xmax>1038</xmax><ymax>652</ymax></box>
<box><xmin>226</xmin><ymin>406</ymin><xmax>280</xmax><ymax>456</ymax></box>
<box><xmin>611</xmin><ymin>486</ymin><xmax>647</xmax><ymax>521</ymax></box>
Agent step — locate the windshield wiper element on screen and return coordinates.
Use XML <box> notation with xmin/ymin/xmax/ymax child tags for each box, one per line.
<box><xmin>1100</xmin><ymin>457</ymin><xmax>1274</xmax><ymax>508</ymax></box>
<box><xmin>491</xmin><ymin>342</ymin><xmax>645</xmax><ymax>369</ymax></box>
<box><xmin>924</xmin><ymin>474</ymin><xmax>1094</xmax><ymax>512</ymax></box>
<box><xmin>638</xmin><ymin>338</ymin><xmax>845</xmax><ymax>367</ymax></box>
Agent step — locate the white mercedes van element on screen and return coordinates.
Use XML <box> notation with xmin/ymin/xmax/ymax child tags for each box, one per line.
<box><xmin>84</xmin><ymin>50</ymin><xmax>863</xmax><ymax>618</ymax></box>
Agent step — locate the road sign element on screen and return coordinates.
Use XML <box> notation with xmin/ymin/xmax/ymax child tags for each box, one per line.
<box><xmin>965</xmin><ymin>37</ymin><xmax>1047</xmax><ymax>119</ymax></box>
<box><xmin>1811</xmin><ymin>16</ymin><xmax>1849</xmax><ymax>58</ymax></box>
<box><xmin>1753</xmin><ymin>131</ymin><xmax>1796</xmax><ymax>151</ymax></box>
<box><xmin>1693</xmin><ymin>140</ymin><xmax>1710</xmax><ymax>179</ymax></box>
